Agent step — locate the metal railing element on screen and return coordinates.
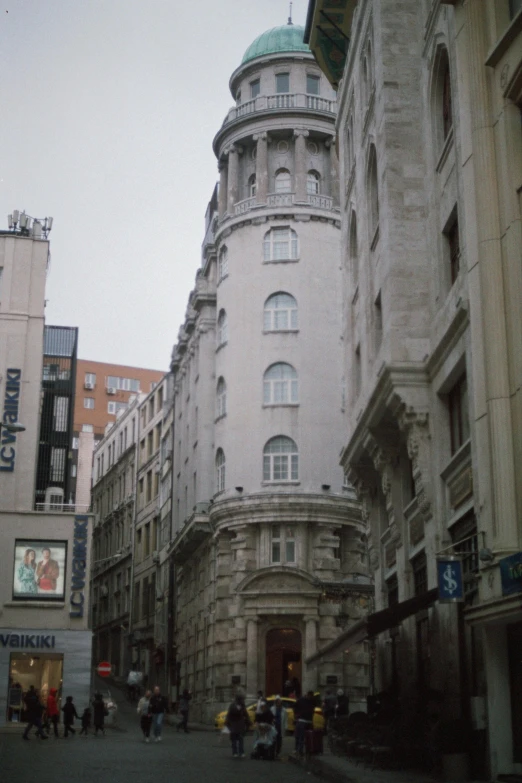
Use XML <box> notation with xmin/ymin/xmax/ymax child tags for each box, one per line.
<box><xmin>34</xmin><ymin>503</ymin><xmax>91</xmax><ymax>513</ymax></box>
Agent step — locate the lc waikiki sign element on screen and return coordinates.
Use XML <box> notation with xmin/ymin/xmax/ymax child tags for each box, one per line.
<box><xmin>70</xmin><ymin>516</ymin><xmax>88</xmax><ymax>618</ymax></box>
<box><xmin>1</xmin><ymin>369</ymin><xmax>22</xmax><ymax>472</ymax></box>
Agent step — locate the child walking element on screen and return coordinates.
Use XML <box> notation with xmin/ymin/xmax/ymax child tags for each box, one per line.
<box><xmin>62</xmin><ymin>696</ymin><xmax>79</xmax><ymax>737</ymax></box>
<box><xmin>80</xmin><ymin>707</ymin><xmax>91</xmax><ymax>736</ymax></box>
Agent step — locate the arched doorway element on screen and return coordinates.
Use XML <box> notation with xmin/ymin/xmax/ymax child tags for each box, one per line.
<box><xmin>265</xmin><ymin>628</ymin><xmax>302</xmax><ymax>696</ymax></box>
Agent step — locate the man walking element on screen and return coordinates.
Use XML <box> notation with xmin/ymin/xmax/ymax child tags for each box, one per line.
<box><xmin>148</xmin><ymin>685</ymin><xmax>168</xmax><ymax>742</ymax></box>
<box><xmin>293</xmin><ymin>690</ymin><xmax>315</xmax><ymax>755</ymax></box>
<box><xmin>177</xmin><ymin>689</ymin><xmax>191</xmax><ymax>734</ymax></box>
<box><xmin>22</xmin><ymin>686</ymin><xmax>47</xmax><ymax>740</ymax></box>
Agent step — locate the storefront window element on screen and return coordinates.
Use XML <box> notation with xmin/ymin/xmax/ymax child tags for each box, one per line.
<box><xmin>7</xmin><ymin>653</ymin><xmax>63</xmax><ymax>723</ymax></box>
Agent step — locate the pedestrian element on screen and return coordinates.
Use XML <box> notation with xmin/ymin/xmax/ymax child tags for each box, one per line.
<box><xmin>255</xmin><ymin>690</ymin><xmax>264</xmax><ymax>713</ymax></box>
<box><xmin>22</xmin><ymin>685</ymin><xmax>48</xmax><ymax>741</ymax></box>
<box><xmin>92</xmin><ymin>692</ymin><xmax>107</xmax><ymax>736</ymax></box>
<box><xmin>293</xmin><ymin>690</ymin><xmax>315</xmax><ymax>755</ymax></box>
<box><xmin>62</xmin><ymin>695</ymin><xmax>79</xmax><ymax>738</ymax></box>
<box><xmin>225</xmin><ymin>694</ymin><xmax>249</xmax><ymax>758</ymax></box>
<box><xmin>80</xmin><ymin>707</ymin><xmax>91</xmax><ymax>735</ymax></box>
<box><xmin>336</xmin><ymin>689</ymin><xmax>349</xmax><ymax>717</ymax></box>
<box><xmin>255</xmin><ymin>700</ymin><xmax>274</xmax><ymax>726</ymax></box>
<box><xmin>46</xmin><ymin>687</ymin><xmax>60</xmax><ymax>738</ymax></box>
<box><xmin>148</xmin><ymin>685</ymin><xmax>168</xmax><ymax>742</ymax></box>
<box><xmin>323</xmin><ymin>688</ymin><xmax>337</xmax><ymax>733</ymax></box>
<box><xmin>137</xmin><ymin>690</ymin><xmax>152</xmax><ymax>742</ymax></box>
<box><xmin>177</xmin><ymin>689</ymin><xmax>191</xmax><ymax>734</ymax></box>
<box><xmin>271</xmin><ymin>695</ymin><xmax>288</xmax><ymax>756</ymax></box>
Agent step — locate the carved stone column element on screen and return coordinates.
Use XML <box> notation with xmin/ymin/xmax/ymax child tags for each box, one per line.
<box><xmin>326</xmin><ymin>136</ymin><xmax>340</xmax><ymax>206</ymax></box>
<box><xmin>218</xmin><ymin>161</ymin><xmax>228</xmax><ymax>219</ymax></box>
<box><xmin>253</xmin><ymin>132</ymin><xmax>269</xmax><ymax>204</ymax></box>
<box><xmin>397</xmin><ymin>406</ymin><xmax>432</xmax><ymax>523</ymax></box>
<box><xmin>303</xmin><ymin>616</ymin><xmax>318</xmax><ymax>692</ymax></box>
<box><xmin>226</xmin><ymin>144</ymin><xmax>242</xmax><ymax>215</ymax></box>
<box><xmin>246</xmin><ymin>617</ymin><xmax>259</xmax><ymax>698</ymax></box>
<box><xmin>293</xmin><ymin>129</ymin><xmax>309</xmax><ymax>202</ymax></box>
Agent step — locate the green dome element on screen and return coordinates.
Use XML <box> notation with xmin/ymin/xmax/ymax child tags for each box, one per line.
<box><xmin>241</xmin><ymin>24</ymin><xmax>310</xmax><ymax>64</ymax></box>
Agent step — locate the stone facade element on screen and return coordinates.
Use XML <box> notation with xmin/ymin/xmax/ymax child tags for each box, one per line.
<box><xmin>164</xmin><ymin>25</ymin><xmax>369</xmax><ymax>724</ymax></box>
<box><xmin>306</xmin><ymin>0</ymin><xmax>522</xmax><ymax>776</ymax></box>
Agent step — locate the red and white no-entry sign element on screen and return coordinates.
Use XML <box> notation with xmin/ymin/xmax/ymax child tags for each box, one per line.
<box><xmin>97</xmin><ymin>661</ymin><xmax>111</xmax><ymax>677</ymax></box>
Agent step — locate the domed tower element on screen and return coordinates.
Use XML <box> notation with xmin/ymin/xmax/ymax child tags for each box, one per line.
<box><xmin>170</xmin><ymin>23</ymin><xmax>368</xmax><ymax>723</ymax></box>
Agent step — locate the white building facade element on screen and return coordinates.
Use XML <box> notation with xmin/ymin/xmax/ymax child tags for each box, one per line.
<box><xmin>167</xmin><ymin>24</ymin><xmax>369</xmax><ymax>723</ymax></box>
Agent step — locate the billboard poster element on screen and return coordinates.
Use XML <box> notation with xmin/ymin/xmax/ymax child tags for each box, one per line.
<box><xmin>13</xmin><ymin>540</ymin><xmax>67</xmax><ymax>601</ymax></box>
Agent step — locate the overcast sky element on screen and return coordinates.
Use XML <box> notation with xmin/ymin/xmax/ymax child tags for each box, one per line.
<box><xmin>0</xmin><ymin>0</ymin><xmax>308</xmax><ymax>371</ymax></box>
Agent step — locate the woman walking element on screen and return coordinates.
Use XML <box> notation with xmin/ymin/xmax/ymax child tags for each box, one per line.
<box><xmin>92</xmin><ymin>692</ymin><xmax>107</xmax><ymax>736</ymax></box>
<box><xmin>225</xmin><ymin>694</ymin><xmax>249</xmax><ymax>759</ymax></box>
<box><xmin>137</xmin><ymin>690</ymin><xmax>152</xmax><ymax>742</ymax></box>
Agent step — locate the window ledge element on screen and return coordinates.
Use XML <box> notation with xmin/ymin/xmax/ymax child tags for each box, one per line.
<box><xmin>436</xmin><ymin>127</ymin><xmax>454</xmax><ymax>173</ymax></box>
<box><xmin>4</xmin><ymin>601</ymin><xmax>65</xmax><ymax>609</ymax></box>
<box><xmin>215</xmin><ymin>414</ymin><xmax>227</xmax><ymax>423</ymax></box>
<box><xmin>261</xmin><ymin>481</ymin><xmax>300</xmax><ymax>487</ymax></box>
<box><xmin>263</xmin><ymin>329</ymin><xmax>299</xmax><ymax>335</ymax></box>
<box><xmin>262</xmin><ymin>403</ymin><xmax>299</xmax><ymax>408</ymax></box>
<box><xmin>215</xmin><ymin>341</ymin><xmax>228</xmax><ymax>353</ymax></box>
<box><xmin>263</xmin><ymin>258</ymin><xmax>299</xmax><ymax>265</ymax></box>
<box><xmin>440</xmin><ymin>438</ymin><xmax>472</xmax><ymax>483</ymax></box>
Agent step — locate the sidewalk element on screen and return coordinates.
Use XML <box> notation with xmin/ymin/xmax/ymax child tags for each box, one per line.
<box><xmin>289</xmin><ymin>747</ymin><xmax>440</xmax><ymax>783</ymax></box>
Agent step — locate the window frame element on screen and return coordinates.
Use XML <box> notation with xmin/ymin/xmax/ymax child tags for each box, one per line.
<box><xmin>263</xmin><ymin>292</ymin><xmax>298</xmax><ymax>332</ymax></box>
<box><xmin>270</xmin><ymin>526</ymin><xmax>296</xmax><ymax>564</ymax></box>
<box><xmin>215</xmin><ymin>448</ymin><xmax>226</xmax><ymax>493</ymax></box>
<box><xmin>263</xmin><ymin>227</ymin><xmax>299</xmax><ymax>262</ymax></box>
<box><xmin>275</xmin><ymin>72</ymin><xmax>290</xmax><ymax>94</ymax></box>
<box><xmin>448</xmin><ymin>374</ymin><xmax>470</xmax><ymax>455</ymax></box>
<box><xmin>274</xmin><ymin>168</ymin><xmax>292</xmax><ymax>194</ymax></box>
<box><xmin>263</xmin><ymin>363</ymin><xmax>299</xmax><ymax>406</ymax></box>
<box><xmin>306</xmin><ymin>170</ymin><xmax>320</xmax><ymax>195</ymax></box>
<box><xmin>263</xmin><ymin>436</ymin><xmax>299</xmax><ymax>483</ymax></box>
<box><xmin>217</xmin><ymin>309</ymin><xmax>228</xmax><ymax>347</ymax></box>
<box><xmin>306</xmin><ymin>74</ymin><xmax>320</xmax><ymax>96</ymax></box>
<box><xmin>218</xmin><ymin>246</ymin><xmax>229</xmax><ymax>282</ymax></box>
<box><xmin>84</xmin><ymin>397</ymin><xmax>95</xmax><ymax>410</ymax></box>
<box><xmin>216</xmin><ymin>377</ymin><xmax>227</xmax><ymax>419</ymax></box>
<box><xmin>250</xmin><ymin>78</ymin><xmax>260</xmax><ymax>99</ymax></box>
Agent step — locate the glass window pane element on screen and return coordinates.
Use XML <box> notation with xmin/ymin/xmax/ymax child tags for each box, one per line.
<box><xmin>290</xmin><ymin>309</ymin><xmax>298</xmax><ymax>329</ymax></box>
<box><xmin>263</xmin><ymin>455</ymin><xmax>271</xmax><ymax>481</ymax></box>
<box><xmin>251</xmin><ymin>79</ymin><xmax>260</xmax><ymax>98</ymax></box>
<box><xmin>272</xmin><ymin>542</ymin><xmax>281</xmax><ymax>563</ymax></box>
<box><xmin>264</xmin><ymin>310</ymin><xmax>272</xmax><ymax>331</ymax></box>
<box><xmin>274</xmin><ymin>310</ymin><xmax>288</xmax><ymax>330</ymax></box>
<box><xmin>306</xmin><ymin>74</ymin><xmax>320</xmax><ymax>95</ymax></box>
<box><xmin>276</xmin><ymin>73</ymin><xmax>289</xmax><ymax>93</ymax></box>
<box><xmin>286</xmin><ymin>540</ymin><xmax>296</xmax><ymax>562</ymax></box>
<box><xmin>263</xmin><ymin>381</ymin><xmax>271</xmax><ymax>404</ymax></box>
<box><xmin>291</xmin><ymin>380</ymin><xmax>298</xmax><ymax>402</ymax></box>
<box><xmin>291</xmin><ymin>454</ymin><xmax>298</xmax><ymax>480</ymax></box>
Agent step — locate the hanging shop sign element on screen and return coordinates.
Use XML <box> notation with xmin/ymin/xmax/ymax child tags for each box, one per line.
<box><xmin>69</xmin><ymin>516</ymin><xmax>88</xmax><ymax>618</ymax></box>
<box><xmin>499</xmin><ymin>551</ymin><xmax>522</xmax><ymax>597</ymax></box>
<box><xmin>437</xmin><ymin>556</ymin><xmax>464</xmax><ymax>603</ymax></box>
<box><xmin>1</xmin><ymin>369</ymin><xmax>22</xmax><ymax>472</ymax></box>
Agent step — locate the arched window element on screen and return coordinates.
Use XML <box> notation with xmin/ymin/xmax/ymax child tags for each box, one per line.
<box><xmin>218</xmin><ymin>246</ymin><xmax>228</xmax><ymax>281</ymax></box>
<box><xmin>217</xmin><ymin>309</ymin><xmax>228</xmax><ymax>347</ymax></box>
<box><xmin>367</xmin><ymin>144</ymin><xmax>379</xmax><ymax>239</ymax></box>
<box><xmin>275</xmin><ymin>169</ymin><xmax>291</xmax><ymax>194</ymax></box>
<box><xmin>349</xmin><ymin>210</ymin><xmax>358</xmax><ymax>285</ymax></box>
<box><xmin>442</xmin><ymin>59</ymin><xmax>453</xmax><ymax>140</ymax></box>
<box><xmin>264</xmin><ymin>292</ymin><xmax>298</xmax><ymax>331</ymax></box>
<box><xmin>263</xmin><ymin>363</ymin><xmax>298</xmax><ymax>405</ymax></box>
<box><xmin>216</xmin><ymin>377</ymin><xmax>227</xmax><ymax>418</ymax></box>
<box><xmin>263</xmin><ymin>436</ymin><xmax>299</xmax><ymax>482</ymax></box>
<box><xmin>263</xmin><ymin>227</ymin><xmax>299</xmax><ymax>261</ymax></box>
<box><xmin>215</xmin><ymin>448</ymin><xmax>226</xmax><ymax>492</ymax></box>
<box><xmin>248</xmin><ymin>174</ymin><xmax>256</xmax><ymax>198</ymax></box>
<box><xmin>307</xmin><ymin>171</ymin><xmax>320</xmax><ymax>195</ymax></box>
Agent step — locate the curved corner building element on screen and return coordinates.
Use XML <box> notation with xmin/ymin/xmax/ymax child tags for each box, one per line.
<box><xmin>169</xmin><ymin>23</ymin><xmax>368</xmax><ymax>722</ymax></box>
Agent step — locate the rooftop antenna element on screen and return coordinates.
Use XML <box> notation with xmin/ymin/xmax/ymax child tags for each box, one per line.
<box><xmin>288</xmin><ymin>1</ymin><xmax>293</xmax><ymax>25</ymax></box>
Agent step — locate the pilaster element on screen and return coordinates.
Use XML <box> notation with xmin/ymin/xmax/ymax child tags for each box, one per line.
<box><xmin>293</xmin><ymin>129</ymin><xmax>309</xmax><ymax>202</ymax></box>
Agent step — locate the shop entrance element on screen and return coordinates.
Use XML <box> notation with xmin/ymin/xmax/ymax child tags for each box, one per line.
<box><xmin>7</xmin><ymin>653</ymin><xmax>63</xmax><ymax>723</ymax></box>
<box><xmin>508</xmin><ymin>621</ymin><xmax>522</xmax><ymax>763</ymax></box>
<box><xmin>265</xmin><ymin>628</ymin><xmax>302</xmax><ymax>697</ymax></box>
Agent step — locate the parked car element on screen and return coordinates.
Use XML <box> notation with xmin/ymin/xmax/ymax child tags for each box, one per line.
<box><xmin>215</xmin><ymin>695</ymin><xmax>324</xmax><ymax>732</ymax></box>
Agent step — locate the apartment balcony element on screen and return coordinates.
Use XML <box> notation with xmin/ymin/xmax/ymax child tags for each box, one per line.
<box><xmin>222</xmin><ymin>93</ymin><xmax>336</xmax><ymax>128</ymax></box>
<box><xmin>171</xmin><ymin>510</ymin><xmax>212</xmax><ymax>565</ymax></box>
<box><xmin>233</xmin><ymin>192</ymin><xmax>334</xmax><ymax>217</ymax></box>
<box><xmin>34</xmin><ymin>502</ymin><xmax>91</xmax><ymax>514</ymax></box>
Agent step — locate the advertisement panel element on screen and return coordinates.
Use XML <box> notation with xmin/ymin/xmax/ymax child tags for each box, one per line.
<box><xmin>13</xmin><ymin>540</ymin><xmax>67</xmax><ymax>601</ymax></box>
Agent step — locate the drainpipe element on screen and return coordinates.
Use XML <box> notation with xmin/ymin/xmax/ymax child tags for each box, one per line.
<box><xmin>127</xmin><ymin>398</ymin><xmax>141</xmax><ymax>673</ymax></box>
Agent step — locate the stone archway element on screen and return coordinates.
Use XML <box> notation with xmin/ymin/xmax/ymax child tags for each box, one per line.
<box><xmin>265</xmin><ymin>627</ymin><xmax>302</xmax><ymax>697</ymax></box>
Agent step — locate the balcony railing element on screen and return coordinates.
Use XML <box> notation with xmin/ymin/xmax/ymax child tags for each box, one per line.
<box><xmin>223</xmin><ymin>93</ymin><xmax>336</xmax><ymax>126</ymax></box>
<box><xmin>230</xmin><ymin>192</ymin><xmax>335</xmax><ymax>217</ymax></box>
<box><xmin>34</xmin><ymin>503</ymin><xmax>91</xmax><ymax>513</ymax></box>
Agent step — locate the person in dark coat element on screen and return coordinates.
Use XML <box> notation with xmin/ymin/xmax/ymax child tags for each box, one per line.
<box><xmin>225</xmin><ymin>694</ymin><xmax>249</xmax><ymax>758</ymax></box>
<box><xmin>148</xmin><ymin>686</ymin><xmax>168</xmax><ymax>742</ymax></box>
<box><xmin>177</xmin><ymin>689</ymin><xmax>192</xmax><ymax>734</ymax></box>
<box><xmin>22</xmin><ymin>686</ymin><xmax>47</xmax><ymax>740</ymax></box>
<box><xmin>336</xmin><ymin>689</ymin><xmax>349</xmax><ymax>716</ymax></box>
<box><xmin>293</xmin><ymin>691</ymin><xmax>315</xmax><ymax>755</ymax></box>
<box><xmin>80</xmin><ymin>707</ymin><xmax>92</xmax><ymax>735</ymax></box>
<box><xmin>62</xmin><ymin>696</ymin><xmax>79</xmax><ymax>737</ymax></box>
<box><xmin>92</xmin><ymin>693</ymin><xmax>107</xmax><ymax>736</ymax></box>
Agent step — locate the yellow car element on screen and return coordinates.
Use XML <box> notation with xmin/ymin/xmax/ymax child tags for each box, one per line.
<box><xmin>214</xmin><ymin>695</ymin><xmax>324</xmax><ymax>732</ymax></box>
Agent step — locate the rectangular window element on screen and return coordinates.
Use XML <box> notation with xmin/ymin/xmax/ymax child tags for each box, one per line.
<box><xmin>85</xmin><ymin>372</ymin><xmax>96</xmax><ymax>386</ymax></box>
<box><xmin>275</xmin><ymin>72</ymin><xmax>289</xmax><ymax>93</ymax></box>
<box><xmin>133</xmin><ymin>582</ymin><xmax>140</xmax><ymax>622</ymax></box>
<box><xmin>50</xmin><ymin>447</ymin><xmax>66</xmax><ymax>482</ymax></box>
<box><xmin>386</xmin><ymin>574</ymin><xmax>399</xmax><ymax>607</ymax></box>
<box><xmin>271</xmin><ymin>527</ymin><xmax>281</xmax><ymax>563</ymax></box>
<box><xmin>84</xmin><ymin>397</ymin><xmax>95</xmax><ymax>410</ymax></box>
<box><xmin>447</xmin><ymin>215</ymin><xmax>460</xmax><ymax>285</ymax></box>
<box><xmin>146</xmin><ymin>470</ymin><xmax>152</xmax><ymax>503</ymax></box>
<box><xmin>412</xmin><ymin>551</ymin><xmax>428</xmax><ymax>596</ymax></box>
<box><xmin>306</xmin><ymin>74</ymin><xmax>320</xmax><ymax>95</ymax></box>
<box><xmin>82</xmin><ymin>424</ymin><xmax>93</xmax><ymax>433</ymax></box>
<box><xmin>72</xmin><ymin>437</ymin><xmax>79</xmax><ymax>450</ymax></box>
<box><xmin>250</xmin><ymin>79</ymin><xmax>260</xmax><ymax>98</ymax></box>
<box><xmin>285</xmin><ymin>528</ymin><xmax>296</xmax><ymax>563</ymax></box>
<box><xmin>448</xmin><ymin>374</ymin><xmax>470</xmax><ymax>454</ymax></box>
<box><xmin>147</xmin><ymin>431</ymin><xmax>154</xmax><ymax>458</ymax></box>
<box><xmin>138</xmin><ymin>477</ymin><xmax>144</xmax><ymax>508</ymax></box>
<box><xmin>144</xmin><ymin>523</ymin><xmax>150</xmax><ymax>557</ymax></box>
<box><xmin>53</xmin><ymin>397</ymin><xmax>69</xmax><ymax>431</ymax></box>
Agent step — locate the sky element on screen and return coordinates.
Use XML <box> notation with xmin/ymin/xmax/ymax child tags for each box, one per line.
<box><xmin>0</xmin><ymin>0</ymin><xmax>308</xmax><ymax>371</ymax></box>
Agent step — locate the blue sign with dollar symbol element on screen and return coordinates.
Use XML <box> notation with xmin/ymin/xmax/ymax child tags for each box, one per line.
<box><xmin>437</xmin><ymin>556</ymin><xmax>464</xmax><ymax>602</ymax></box>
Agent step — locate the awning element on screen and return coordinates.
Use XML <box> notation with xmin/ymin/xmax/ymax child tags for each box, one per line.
<box><xmin>305</xmin><ymin>587</ymin><xmax>438</xmax><ymax>665</ymax></box>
